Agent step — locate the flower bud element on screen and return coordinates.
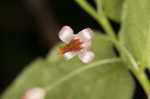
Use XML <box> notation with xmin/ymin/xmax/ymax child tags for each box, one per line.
<box><xmin>22</xmin><ymin>88</ymin><xmax>45</xmax><ymax>99</ymax></box>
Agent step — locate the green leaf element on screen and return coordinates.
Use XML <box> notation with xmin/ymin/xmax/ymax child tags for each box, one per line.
<box><xmin>119</xmin><ymin>0</ymin><xmax>150</xmax><ymax>70</ymax></box>
<box><xmin>1</xmin><ymin>32</ymin><xmax>135</xmax><ymax>99</ymax></box>
<box><xmin>101</xmin><ymin>0</ymin><xmax>125</xmax><ymax>22</ymax></box>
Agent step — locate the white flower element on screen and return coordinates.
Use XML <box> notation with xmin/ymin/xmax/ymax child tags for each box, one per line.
<box><xmin>22</xmin><ymin>88</ymin><xmax>45</xmax><ymax>99</ymax></box>
<box><xmin>58</xmin><ymin>26</ymin><xmax>95</xmax><ymax>63</ymax></box>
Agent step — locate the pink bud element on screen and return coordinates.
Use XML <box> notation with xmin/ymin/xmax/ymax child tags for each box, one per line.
<box><xmin>22</xmin><ymin>88</ymin><xmax>45</xmax><ymax>99</ymax></box>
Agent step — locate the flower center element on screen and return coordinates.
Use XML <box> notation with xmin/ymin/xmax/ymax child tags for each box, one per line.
<box><xmin>58</xmin><ymin>39</ymin><xmax>83</xmax><ymax>56</ymax></box>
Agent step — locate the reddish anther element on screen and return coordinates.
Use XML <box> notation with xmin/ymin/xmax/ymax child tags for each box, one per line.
<box><xmin>58</xmin><ymin>39</ymin><xmax>83</xmax><ymax>56</ymax></box>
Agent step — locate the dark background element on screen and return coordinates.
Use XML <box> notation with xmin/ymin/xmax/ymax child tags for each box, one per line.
<box><xmin>0</xmin><ymin>0</ymin><xmax>146</xmax><ymax>98</ymax></box>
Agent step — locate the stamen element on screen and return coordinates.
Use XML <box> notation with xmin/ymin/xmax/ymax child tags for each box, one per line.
<box><xmin>58</xmin><ymin>39</ymin><xmax>83</xmax><ymax>56</ymax></box>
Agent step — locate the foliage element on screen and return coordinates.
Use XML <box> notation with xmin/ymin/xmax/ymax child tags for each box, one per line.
<box><xmin>1</xmin><ymin>0</ymin><xmax>150</xmax><ymax>99</ymax></box>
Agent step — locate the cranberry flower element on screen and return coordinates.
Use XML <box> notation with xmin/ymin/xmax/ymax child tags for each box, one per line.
<box><xmin>58</xmin><ymin>26</ymin><xmax>95</xmax><ymax>63</ymax></box>
<box><xmin>22</xmin><ymin>88</ymin><xmax>45</xmax><ymax>99</ymax></box>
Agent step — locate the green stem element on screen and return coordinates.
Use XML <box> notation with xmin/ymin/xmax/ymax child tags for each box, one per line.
<box><xmin>75</xmin><ymin>0</ymin><xmax>150</xmax><ymax>97</ymax></box>
<box><xmin>104</xmin><ymin>25</ymin><xmax>150</xmax><ymax>98</ymax></box>
<box><xmin>101</xmin><ymin>31</ymin><xmax>150</xmax><ymax>97</ymax></box>
<box><xmin>137</xmin><ymin>70</ymin><xmax>150</xmax><ymax>96</ymax></box>
<box><xmin>98</xmin><ymin>14</ymin><xmax>117</xmax><ymax>40</ymax></box>
<box><xmin>75</xmin><ymin>0</ymin><xmax>98</xmax><ymax>22</ymax></box>
<box><xmin>121</xmin><ymin>47</ymin><xmax>150</xmax><ymax>95</ymax></box>
<box><xmin>75</xmin><ymin>0</ymin><xmax>117</xmax><ymax>40</ymax></box>
<box><xmin>94</xmin><ymin>0</ymin><xmax>102</xmax><ymax>16</ymax></box>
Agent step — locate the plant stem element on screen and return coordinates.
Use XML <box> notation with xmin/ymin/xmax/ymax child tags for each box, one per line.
<box><xmin>136</xmin><ymin>70</ymin><xmax>150</xmax><ymax>96</ymax></box>
<box><xmin>121</xmin><ymin>48</ymin><xmax>150</xmax><ymax>96</ymax></box>
<box><xmin>101</xmin><ymin>26</ymin><xmax>150</xmax><ymax>97</ymax></box>
<box><xmin>75</xmin><ymin>0</ymin><xmax>98</xmax><ymax>22</ymax></box>
<box><xmin>75</xmin><ymin>0</ymin><xmax>117</xmax><ymax>40</ymax></box>
<box><xmin>94</xmin><ymin>0</ymin><xmax>102</xmax><ymax>16</ymax></box>
<box><xmin>98</xmin><ymin>14</ymin><xmax>117</xmax><ymax>40</ymax></box>
<box><xmin>75</xmin><ymin>0</ymin><xmax>150</xmax><ymax>97</ymax></box>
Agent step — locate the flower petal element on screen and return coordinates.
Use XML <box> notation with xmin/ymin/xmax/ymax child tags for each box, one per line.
<box><xmin>58</xmin><ymin>26</ymin><xmax>74</xmax><ymax>43</ymax></box>
<box><xmin>81</xmin><ymin>40</ymin><xmax>91</xmax><ymax>49</ymax></box>
<box><xmin>78</xmin><ymin>50</ymin><xmax>95</xmax><ymax>63</ymax></box>
<box><xmin>22</xmin><ymin>88</ymin><xmax>45</xmax><ymax>99</ymax></box>
<box><xmin>63</xmin><ymin>51</ymin><xmax>77</xmax><ymax>60</ymax></box>
<box><xmin>77</xmin><ymin>28</ymin><xmax>94</xmax><ymax>42</ymax></box>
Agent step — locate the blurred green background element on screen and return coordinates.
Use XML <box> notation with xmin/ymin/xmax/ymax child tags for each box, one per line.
<box><xmin>0</xmin><ymin>0</ymin><xmax>146</xmax><ymax>98</ymax></box>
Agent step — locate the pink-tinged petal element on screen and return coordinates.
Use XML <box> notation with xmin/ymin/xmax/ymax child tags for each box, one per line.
<box><xmin>58</xmin><ymin>26</ymin><xmax>74</xmax><ymax>43</ymax></box>
<box><xmin>22</xmin><ymin>88</ymin><xmax>45</xmax><ymax>99</ymax></box>
<box><xmin>81</xmin><ymin>40</ymin><xmax>91</xmax><ymax>49</ymax></box>
<box><xmin>78</xmin><ymin>51</ymin><xmax>95</xmax><ymax>63</ymax></box>
<box><xmin>77</xmin><ymin>28</ymin><xmax>94</xmax><ymax>42</ymax></box>
<box><xmin>63</xmin><ymin>51</ymin><xmax>77</xmax><ymax>60</ymax></box>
